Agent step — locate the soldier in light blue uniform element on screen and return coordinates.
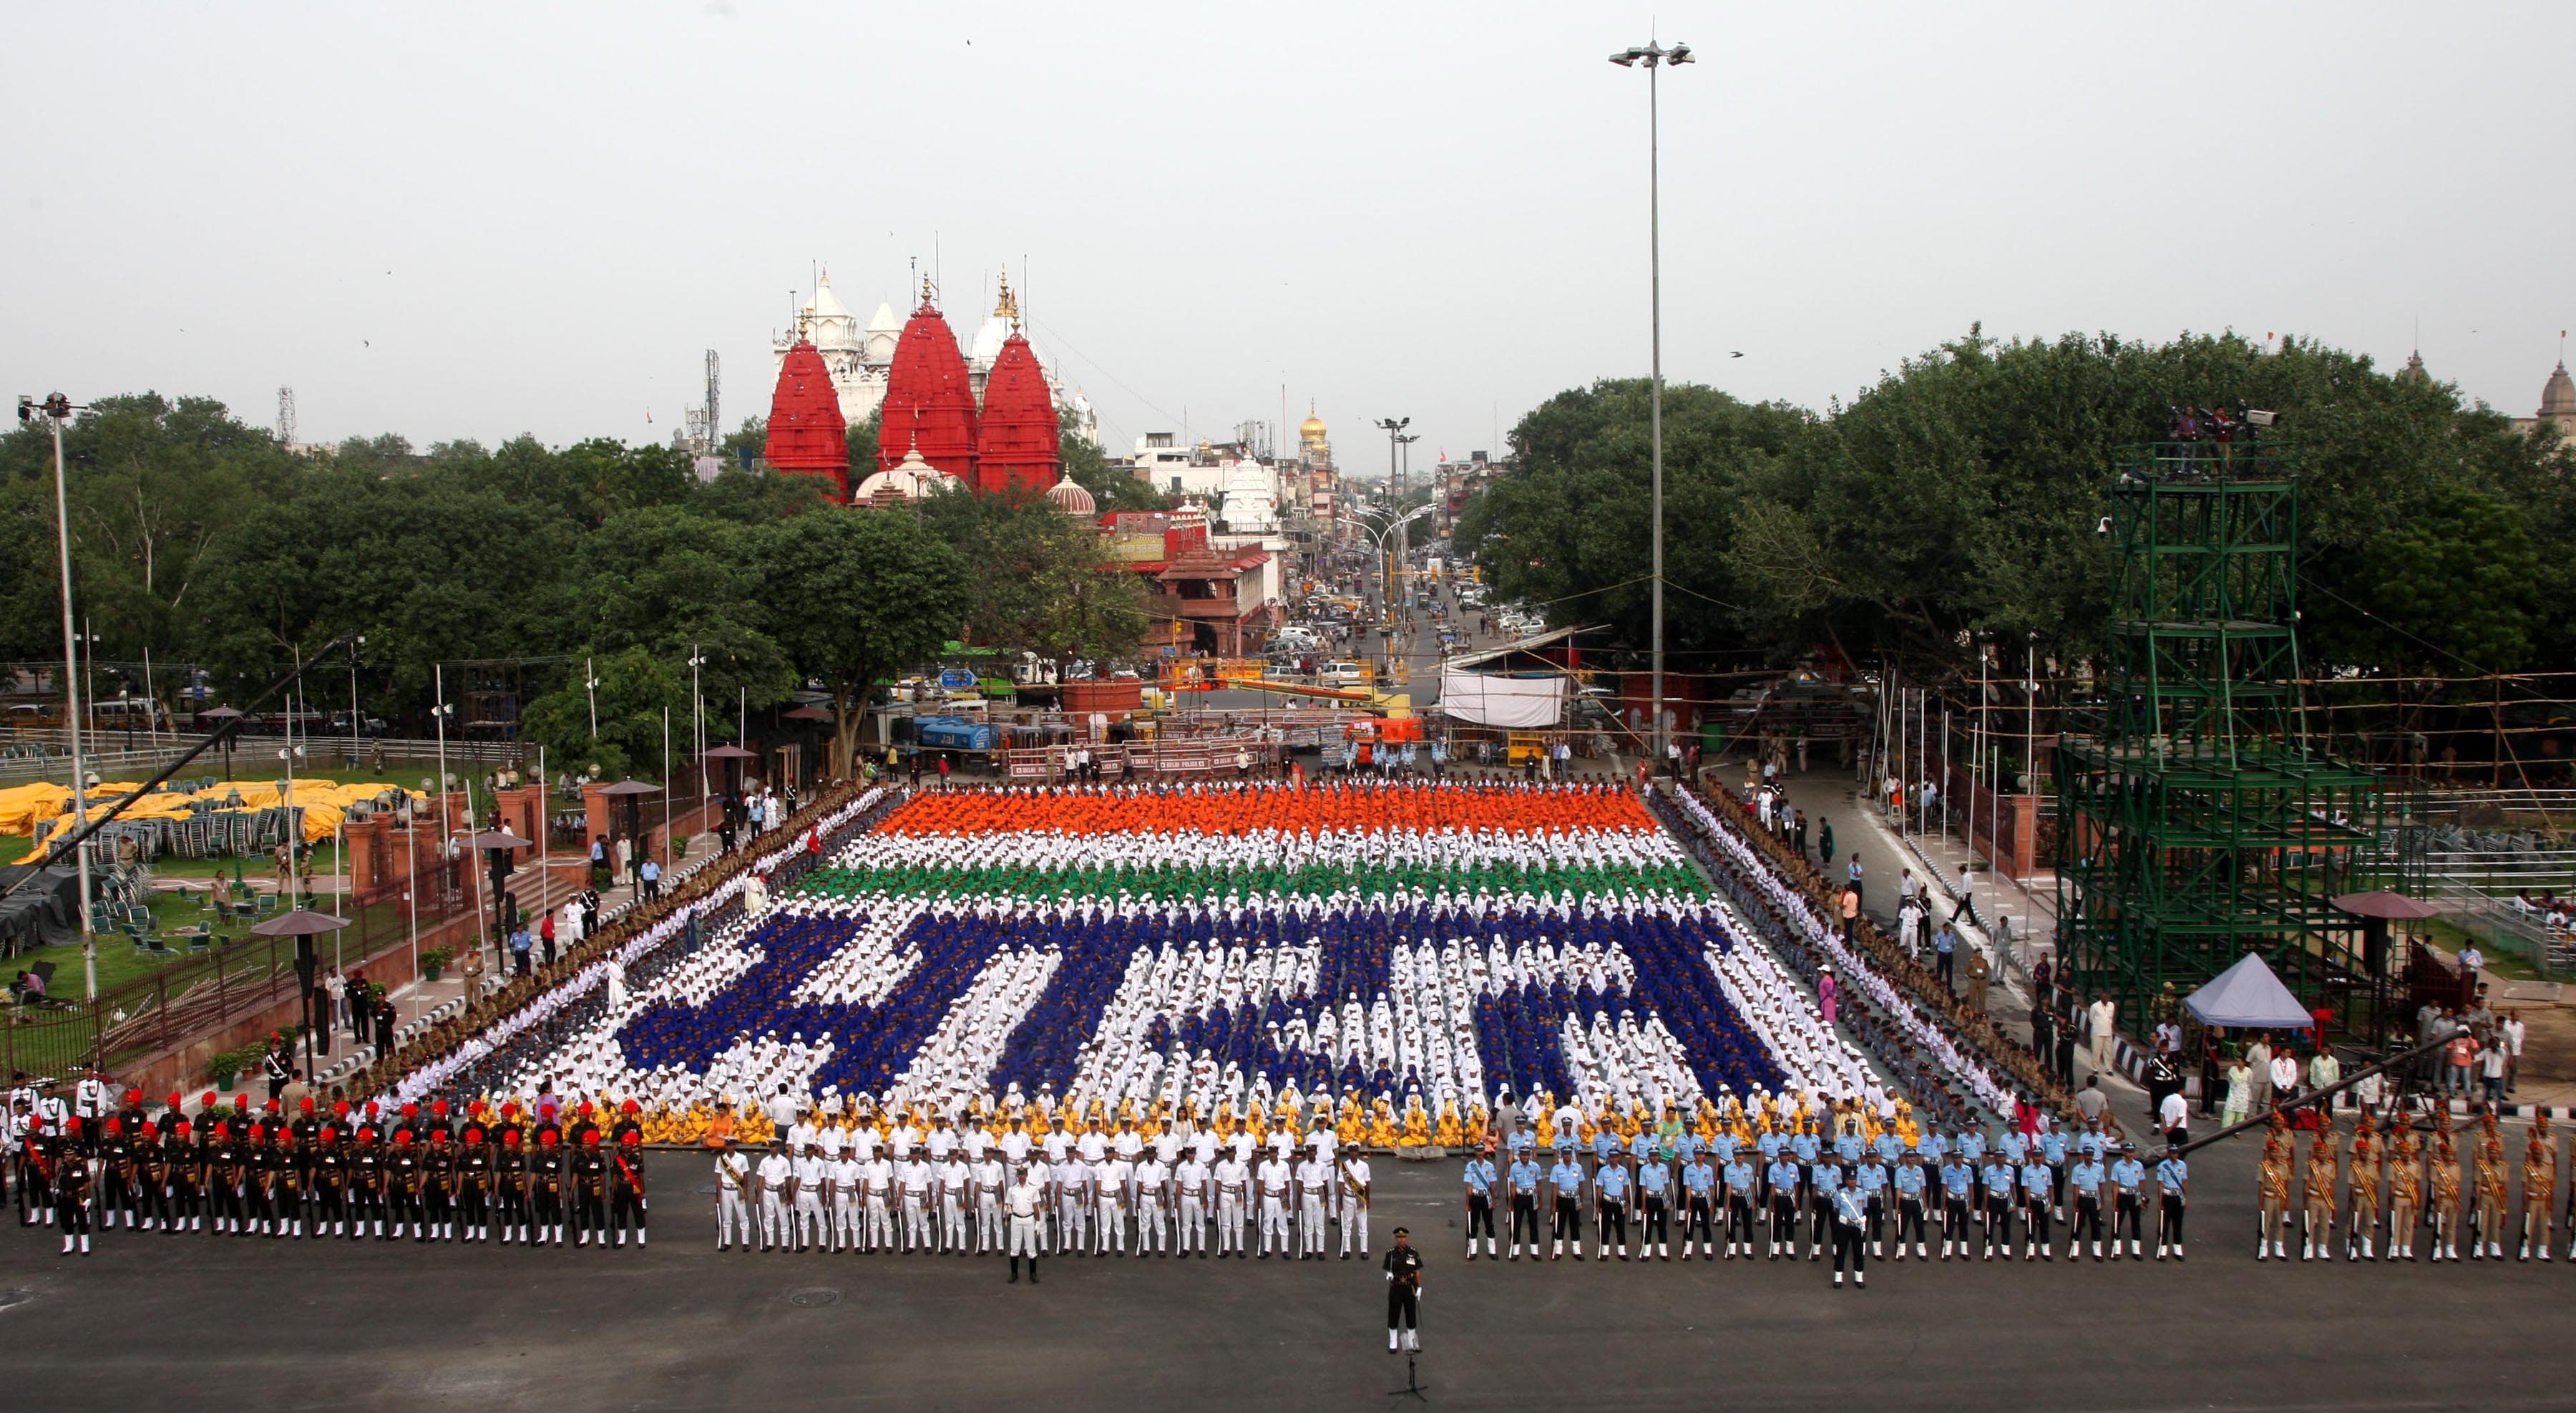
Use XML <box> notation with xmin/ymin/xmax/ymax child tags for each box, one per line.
<box><xmin>1893</xmin><ymin>1150</ymin><xmax>1931</xmax><ymax>1260</ymax></box>
<box><xmin>1723</xmin><ymin>1152</ymin><xmax>1757</xmax><ymax>1258</ymax></box>
<box><xmin>1790</xmin><ymin>1123</ymin><xmax>1823</xmax><ymax>1207</ymax></box>
<box><xmin>1832</xmin><ymin>1122</ymin><xmax>1865</xmax><ymax>1167</ymax></box>
<box><xmin>1589</xmin><ymin>1125</ymin><xmax>1622</xmax><ymax>1188</ymax></box>
<box><xmin>1595</xmin><ymin>1155</ymin><xmax>1632</xmax><ymax>1261</ymax></box>
<box><xmin>1548</xmin><ymin>1151</ymin><xmax>1586</xmax><ymax>1260</ymax></box>
<box><xmin>1958</xmin><ymin>1125</ymin><xmax>1987</xmax><ymax>1167</ymax></box>
<box><xmin>1765</xmin><ymin>1153</ymin><xmax>1801</xmax><ymax>1259</ymax></box>
<box><xmin>1506</xmin><ymin>1152</ymin><xmax>1542</xmax><ymax>1260</ymax></box>
<box><xmin>1462</xmin><ymin>1151</ymin><xmax>1498</xmax><ymax>1261</ymax></box>
<box><xmin>1637</xmin><ymin>1150</ymin><xmax>1672</xmax><ymax>1259</ymax></box>
<box><xmin>1980</xmin><ymin>1156</ymin><xmax>2017</xmax><ymax>1261</ymax></box>
<box><xmin>2020</xmin><ymin>1157</ymin><xmax>2055</xmax><ymax>1260</ymax></box>
<box><xmin>2069</xmin><ymin>1147</ymin><xmax>2109</xmax><ymax>1261</ymax></box>
<box><xmin>1855</xmin><ymin>1152</ymin><xmax>1891</xmax><ymax>1257</ymax></box>
<box><xmin>1755</xmin><ymin>1125</ymin><xmax>1787</xmax><ymax>1209</ymax></box>
<box><xmin>2153</xmin><ymin>1144</ymin><xmax>2188</xmax><ymax>1261</ymax></box>
<box><xmin>2107</xmin><ymin>1144</ymin><xmax>2145</xmax><ymax>1259</ymax></box>
<box><xmin>1807</xmin><ymin>1159</ymin><xmax>1844</xmax><ymax>1261</ymax></box>
<box><xmin>1681</xmin><ymin>1151</ymin><xmax>1717</xmax><ymax>1258</ymax></box>
<box><xmin>1938</xmin><ymin>1154</ymin><xmax>1975</xmax><ymax>1260</ymax></box>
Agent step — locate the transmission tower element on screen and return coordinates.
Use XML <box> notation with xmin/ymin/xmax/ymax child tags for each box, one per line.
<box><xmin>685</xmin><ymin>350</ymin><xmax>723</xmax><ymax>454</ymax></box>
<box><xmin>276</xmin><ymin>386</ymin><xmax>297</xmax><ymax>447</ymax></box>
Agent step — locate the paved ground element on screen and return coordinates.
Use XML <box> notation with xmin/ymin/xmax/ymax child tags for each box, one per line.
<box><xmin>6</xmin><ymin>1156</ymin><xmax>2572</xmax><ymax>1410</ymax></box>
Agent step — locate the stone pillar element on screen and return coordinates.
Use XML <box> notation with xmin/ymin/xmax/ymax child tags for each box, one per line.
<box><xmin>346</xmin><ymin>814</ymin><xmax>391</xmax><ymax>896</ymax></box>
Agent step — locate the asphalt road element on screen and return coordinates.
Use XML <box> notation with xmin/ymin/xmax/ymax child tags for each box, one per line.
<box><xmin>6</xmin><ymin>1157</ymin><xmax>2570</xmax><ymax>1411</ymax></box>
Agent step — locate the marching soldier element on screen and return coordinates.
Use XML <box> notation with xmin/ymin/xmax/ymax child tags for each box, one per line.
<box><xmin>756</xmin><ymin>1137</ymin><xmax>794</xmax><ymax>1252</ymax></box>
<box><xmin>389</xmin><ymin>1130</ymin><xmax>426</xmax><ymax>1241</ymax></box>
<box><xmin>2519</xmin><ymin>1118</ymin><xmax>2556</xmax><ymax>1262</ymax></box>
<box><xmin>209</xmin><ymin>1119</ymin><xmax>247</xmax><ymax>1236</ymax></box>
<box><xmin>312</xmin><ymin>1125</ymin><xmax>350</xmax><ymax>1238</ymax></box>
<box><xmin>1979</xmin><ymin>1150</ymin><xmax>2016</xmax><ymax>1261</ymax></box>
<box><xmin>496</xmin><ymin>1130</ymin><xmax>533</xmax><ymax>1244</ymax></box>
<box><xmin>2154</xmin><ymin>1141</ymin><xmax>2188</xmax><ymax>1261</ymax></box>
<box><xmin>2426</xmin><ymin>1133</ymin><xmax>2463</xmax><ymax>1261</ymax></box>
<box><xmin>456</xmin><ymin>1124</ymin><xmax>494</xmax><ymax>1242</ymax></box>
<box><xmin>1176</xmin><ymin>1144</ymin><xmax>1211</xmax><ymax>1257</ymax></box>
<box><xmin>1506</xmin><ymin>1147</ymin><xmax>1543</xmax><ymax>1260</ymax></box>
<box><xmin>1936</xmin><ymin>1150</ymin><xmax>1974</xmax><ymax>1260</ymax></box>
<box><xmin>610</xmin><ymin>1130</ymin><xmax>649</xmax><ymax>1247</ymax></box>
<box><xmin>2472</xmin><ymin>1125</ymin><xmax>2509</xmax><ymax>1261</ymax></box>
<box><xmin>2255</xmin><ymin>1136</ymin><xmax>2293</xmax><ymax>1261</ymax></box>
<box><xmin>1596</xmin><ymin>1150</ymin><xmax>1632</xmax><ymax>1260</ymax></box>
<box><xmin>2345</xmin><ymin>1115</ymin><xmax>2384</xmax><ymax>1261</ymax></box>
<box><xmin>1005</xmin><ymin>1158</ymin><xmax>1045</xmax><ymax>1283</ymax></box>
<box><xmin>2068</xmin><ymin>1143</ymin><xmax>2107</xmax><ymax>1261</ymax></box>
<box><xmin>1679</xmin><ymin>1147</ymin><xmax>1717</xmax><ymax>1260</ymax></box>
<box><xmin>975</xmin><ymin>1145</ymin><xmax>1010</xmax><ymax>1256</ymax></box>
<box><xmin>532</xmin><ymin>1130</ymin><xmax>570</xmax><ymax>1246</ymax></box>
<box><xmin>97</xmin><ymin>1117</ymin><xmax>135</xmax><ymax>1232</ymax></box>
<box><xmin>2019</xmin><ymin>1155</ymin><xmax>2054</xmax><ymax>1261</ymax></box>
<box><xmin>713</xmin><ymin>1140</ymin><xmax>752</xmax><ymax>1252</ymax></box>
<box><xmin>1764</xmin><ymin>1147</ymin><xmax>1799</xmax><ymax>1260</ymax></box>
<box><xmin>573</xmin><ymin>1132</ymin><xmax>613</xmax><ymax>1246</ymax></box>
<box><xmin>2301</xmin><ymin>1127</ymin><xmax>2338</xmax><ymax>1261</ymax></box>
<box><xmin>422</xmin><ymin>1128</ymin><xmax>456</xmax><ymax>1241</ymax></box>
<box><xmin>1461</xmin><ymin>1148</ymin><xmax>1497</xmax><ymax>1261</ymax></box>
<box><xmin>350</xmin><ymin>1125</ymin><xmax>386</xmax><ymax>1240</ymax></box>
<box><xmin>278</xmin><ymin>1124</ymin><xmax>311</xmax><ymax>1238</ymax></box>
<box><xmin>2386</xmin><ymin>1130</ymin><xmax>2423</xmax><ymax>1261</ymax></box>
<box><xmin>54</xmin><ymin>1119</ymin><xmax>94</xmax><ymax>1256</ymax></box>
<box><xmin>1637</xmin><ymin>1145</ymin><xmax>1673</xmax><ymax>1259</ymax></box>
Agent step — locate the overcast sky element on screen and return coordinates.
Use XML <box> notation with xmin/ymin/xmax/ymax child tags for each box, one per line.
<box><xmin>6</xmin><ymin>2</ymin><xmax>2570</xmax><ymax>460</ymax></box>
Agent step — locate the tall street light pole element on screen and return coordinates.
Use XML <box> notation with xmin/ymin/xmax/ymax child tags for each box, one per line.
<box><xmin>24</xmin><ymin>393</ymin><xmax>97</xmax><ymax>996</ymax></box>
<box><xmin>1610</xmin><ymin>37</ymin><xmax>1691</xmax><ymax>775</ymax></box>
<box><xmin>1373</xmin><ymin>418</ymin><xmax>1409</xmax><ymax>632</ymax></box>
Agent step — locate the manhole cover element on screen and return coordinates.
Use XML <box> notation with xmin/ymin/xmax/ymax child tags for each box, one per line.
<box><xmin>0</xmin><ymin>1290</ymin><xmax>32</xmax><ymax>1311</ymax></box>
<box><xmin>787</xmin><ymin>1288</ymin><xmax>843</xmax><ymax>1308</ymax></box>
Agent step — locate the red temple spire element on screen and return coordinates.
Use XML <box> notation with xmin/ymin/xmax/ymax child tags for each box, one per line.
<box><xmin>761</xmin><ymin>338</ymin><xmax>849</xmax><ymax>502</ymax></box>
<box><xmin>877</xmin><ymin>276</ymin><xmax>977</xmax><ymax>482</ymax></box>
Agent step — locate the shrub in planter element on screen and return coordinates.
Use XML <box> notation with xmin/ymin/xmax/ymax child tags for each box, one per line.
<box><xmin>420</xmin><ymin>948</ymin><xmax>453</xmax><ymax>983</ymax></box>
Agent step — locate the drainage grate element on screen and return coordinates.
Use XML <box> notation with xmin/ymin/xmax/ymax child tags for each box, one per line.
<box><xmin>786</xmin><ymin>1288</ymin><xmax>843</xmax><ymax>1308</ymax></box>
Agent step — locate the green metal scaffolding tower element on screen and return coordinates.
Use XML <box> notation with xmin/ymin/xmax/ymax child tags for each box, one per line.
<box><xmin>2054</xmin><ymin>442</ymin><xmax>2391</xmax><ymax>1044</ymax></box>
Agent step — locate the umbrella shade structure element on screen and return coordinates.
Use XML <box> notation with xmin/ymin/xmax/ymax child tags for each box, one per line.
<box><xmin>2330</xmin><ymin>890</ymin><xmax>2444</xmax><ymax>921</ymax></box>
<box><xmin>595</xmin><ymin>779</ymin><xmax>661</xmax><ymax>796</ymax></box>
<box><xmin>465</xmin><ymin>830</ymin><xmax>535</xmax><ymax>850</ymax></box>
<box><xmin>782</xmin><ymin>705</ymin><xmax>832</xmax><ymax>722</ymax></box>
<box><xmin>197</xmin><ymin>706</ymin><xmax>245</xmax><ymax>722</ymax></box>
<box><xmin>2182</xmin><ymin>952</ymin><xmax>2316</xmax><ymax>1029</ymax></box>
<box><xmin>703</xmin><ymin>744</ymin><xmax>756</xmax><ymax>759</ymax></box>
<box><xmin>248</xmin><ymin>908</ymin><xmax>352</xmax><ymax>937</ymax></box>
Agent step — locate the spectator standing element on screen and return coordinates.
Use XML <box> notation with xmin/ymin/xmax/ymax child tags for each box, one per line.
<box><xmin>1964</xmin><ymin>948</ymin><xmax>1992</xmax><ymax>1015</ymax></box>
<box><xmin>2500</xmin><ymin>1011</ymin><xmax>2526</xmax><ymax>1095</ymax></box>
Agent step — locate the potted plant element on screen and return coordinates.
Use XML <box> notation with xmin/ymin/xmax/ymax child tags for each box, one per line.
<box><xmin>420</xmin><ymin>947</ymin><xmax>452</xmax><ymax>983</ymax></box>
<box><xmin>208</xmin><ymin>1049</ymin><xmax>243</xmax><ymax>1092</ymax></box>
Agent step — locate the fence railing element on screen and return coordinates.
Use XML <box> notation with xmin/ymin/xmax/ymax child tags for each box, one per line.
<box><xmin>2421</xmin><ymin>874</ymin><xmax>2574</xmax><ymax>980</ymax></box>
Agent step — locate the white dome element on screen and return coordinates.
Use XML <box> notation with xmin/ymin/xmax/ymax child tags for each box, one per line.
<box><xmin>850</xmin><ymin>446</ymin><xmax>956</xmax><ymax>508</ymax></box>
<box><xmin>810</xmin><ymin>271</ymin><xmax>854</xmax><ymax>323</ymax></box>
<box><xmin>968</xmin><ymin>315</ymin><xmax>1012</xmax><ymax>369</ymax></box>
<box><xmin>1045</xmin><ymin>479</ymin><xmax>1098</xmax><ymax>516</ymax></box>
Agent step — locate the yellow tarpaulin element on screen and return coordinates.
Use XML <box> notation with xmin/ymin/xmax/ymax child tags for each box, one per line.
<box><xmin>8</xmin><ymin>777</ymin><xmax>426</xmax><ymax>859</ymax></box>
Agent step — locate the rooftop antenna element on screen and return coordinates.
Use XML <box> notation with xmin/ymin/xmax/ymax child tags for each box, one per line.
<box><xmin>276</xmin><ymin>385</ymin><xmax>296</xmax><ymax>447</ymax></box>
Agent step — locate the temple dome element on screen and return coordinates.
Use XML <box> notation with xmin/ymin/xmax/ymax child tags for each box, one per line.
<box><xmin>1300</xmin><ymin>402</ymin><xmax>1328</xmax><ymax>444</ymax></box>
<box><xmin>851</xmin><ymin>445</ymin><xmax>954</xmax><ymax>508</ymax></box>
<box><xmin>761</xmin><ymin>338</ymin><xmax>849</xmax><ymax>502</ymax></box>
<box><xmin>877</xmin><ymin>282</ymin><xmax>979</xmax><ymax>481</ymax></box>
<box><xmin>2544</xmin><ymin>361</ymin><xmax>2575</xmax><ymax>418</ymax></box>
<box><xmin>1044</xmin><ymin>478</ymin><xmax>1097</xmax><ymax>516</ymax></box>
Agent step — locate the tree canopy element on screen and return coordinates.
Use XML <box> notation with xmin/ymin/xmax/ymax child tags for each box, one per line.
<box><xmin>1457</xmin><ymin>331</ymin><xmax>2576</xmax><ymax>681</ymax></box>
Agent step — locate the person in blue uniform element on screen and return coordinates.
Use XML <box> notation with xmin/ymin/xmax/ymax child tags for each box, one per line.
<box><xmin>1765</xmin><ymin>1152</ymin><xmax>1801</xmax><ymax>1260</ymax></box>
<box><xmin>2111</xmin><ymin>1144</ymin><xmax>2148</xmax><ymax>1260</ymax></box>
<box><xmin>1893</xmin><ymin>1150</ymin><xmax>1930</xmax><ymax>1261</ymax></box>
<box><xmin>1980</xmin><ymin>1155</ymin><xmax>2016</xmax><ymax>1261</ymax></box>
<box><xmin>1681</xmin><ymin>1152</ymin><xmax>1717</xmax><ymax>1259</ymax></box>
<box><xmin>1461</xmin><ymin>1152</ymin><xmax>1497</xmax><ymax>1261</ymax></box>
<box><xmin>2069</xmin><ymin>1147</ymin><xmax>2108</xmax><ymax>1261</ymax></box>
<box><xmin>1855</xmin><ymin>1152</ymin><xmax>1890</xmax><ymax>1257</ymax></box>
<box><xmin>2153</xmin><ymin>1144</ymin><xmax>2188</xmax><ymax>1261</ymax></box>
<box><xmin>2020</xmin><ymin>1155</ymin><xmax>2054</xmax><ymax>1260</ymax></box>
<box><xmin>1595</xmin><ymin>1156</ymin><xmax>1631</xmax><ymax>1260</ymax></box>
<box><xmin>1830</xmin><ymin>1178</ymin><xmax>1869</xmax><ymax>1288</ymax></box>
<box><xmin>1636</xmin><ymin>1150</ymin><xmax>1672</xmax><ymax>1260</ymax></box>
<box><xmin>1548</xmin><ymin>1150</ymin><xmax>1586</xmax><ymax>1260</ymax></box>
<box><xmin>1938</xmin><ymin>1153</ymin><xmax>1974</xmax><ymax>1260</ymax></box>
<box><xmin>1724</xmin><ymin>1151</ymin><xmax>1759</xmax><ymax>1260</ymax></box>
<box><xmin>1807</xmin><ymin>1157</ymin><xmax>1844</xmax><ymax>1261</ymax></box>
<box><xmin>1506</xmin><ymin>1151</ymin><xmax>1542</xmax><ymax>1260</ymax></box>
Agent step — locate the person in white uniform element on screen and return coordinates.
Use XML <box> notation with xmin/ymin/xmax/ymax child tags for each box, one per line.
<box><xmin>1341</xmin><ymin>1152</ymin><xmax>1374</xmax><ymax>1258</ymax></box>
<box><xmin>1257</xmin><ymin>1151</ymin><xmax>1294</xmax><ymax>1257</ymax></box>
<box><xmin>753</xmin><ymin>1141</ymin><xmax>792</xmax><ymax>1253</ymax></box>
<box><xmin>972</xmin><ymin>1150</ymin><xmax>1006</xmax><ymax>1254</ymax></box>
<box><xmin>1006</xmin><ymin>1162</ymin><xmax>1045</xmax><ymax>1283</ymax></box>
<box><xmin>714</xmin><ymin>1146</ymin><xmax>753</xmax><ymax>1252</ymax></box>
<box><xmin>1296</xmin><ymin>1152</ymin><xmax>1330</xmax><ymax>1258</ymax></box>
<box><xmin>790</xmin><ymin>1142</ymin><xmax>826</xmax><ymax>1251</ymax></box>
<box><xmin>1135</xmin><ymin>1153</ymin><xmax>1171</xmax><ymax>1256</ymax></box>
<box><xmin>1176</xmin><ymin>1151</ymin><xmax>1212</xmax><ymax>1257</ymax></box>
<box><xmin>1215</xmin><ymin>1150</ymin><xmax>1251</xmax><ymax>1257</ymax></box>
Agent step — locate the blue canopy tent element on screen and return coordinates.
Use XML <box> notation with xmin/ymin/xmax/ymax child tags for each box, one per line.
<box><xmin>2183</xmin><ymin>952</ymin><xmax>2316</xmax><ymax>1029</ymax></box>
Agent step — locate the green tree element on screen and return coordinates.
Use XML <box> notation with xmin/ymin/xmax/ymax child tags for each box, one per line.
<box><xmin>845</xmin><ymin>412</ymin><xmax>880</xmax><ymax>479</ymax></box>
<box><xmin>915</xmin><ymin>490</ymin><xmax>1148</xmax><ymax>661</ymax></box>
<box><xmin>517</xmin><ymin>644</ymin><xmax>684</xmax><ymax>781</ymax></box>
<box><xmin>2329</xmin><ymin>484</ymin><xmax>2540</xmax><ymax>674</ymax></box>
<box><xmin>753</xmin><ymin>510</ymin><xmax>972</xmax><ymax>777</ymax></box>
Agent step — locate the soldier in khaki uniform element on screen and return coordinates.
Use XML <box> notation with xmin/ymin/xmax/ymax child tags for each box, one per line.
<box><xmin>2519</xmin><ymin>1117</ymin><xmax>2557</xmax><ymax>1262</ymax></box>
<box><xmin>2386</xmin><ymin>1130</ymin><xmax>2424</xmax><ymax>1261</ymax></box>
<box><xmin>2301</xmin><ymin>1127</ymin><xmax>2338</xmax><ymax>1261</ymax></box>
<box><xmin>2343</xmin><ymin>1114</ymin><xmax>2384</xmax><ymax>1261</ymax></box>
